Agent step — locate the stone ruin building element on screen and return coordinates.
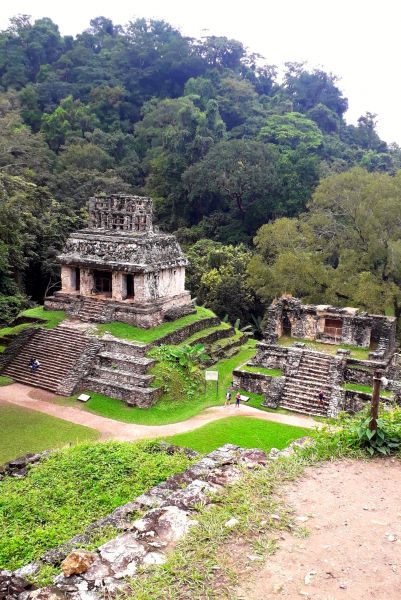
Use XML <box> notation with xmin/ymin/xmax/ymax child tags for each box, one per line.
<box><xmin>264</xmin><ymin>295</ymin><xmax>396</xmax><ymax>355</ymax></box>
<box><xmin>0</xmin><ymin>195</ymin><xmax>201</xmax><ymax>407</ymax></box>
<box><xmin>233</xmin><ymin>295</ymin><xmax>400</xmax><ymax>418</ymax></box>
<box><xmin>45</xmin><ymin>194</ymin><xmax>192</xmax><ymax>327</ymax></box>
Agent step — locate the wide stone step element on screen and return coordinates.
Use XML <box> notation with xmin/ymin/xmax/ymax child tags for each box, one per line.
<box><xmin>297</xmin><ymin>372</ymin><xmax>331</xmax><ymax>382</ymax></box>
<box><xmin>301</xmin><ymin>355</ymin><xmax>332</xmax><ymax>363</ymax></box>
<box><xmin>100</xmin><ymin>339</ymin><xmax>148</xmax><ymax>358</ymax></box>
<box><xmin>290</xmin><ymin>373</ymin><xmax>331</xmax><ymax>385</ymax></box>
<box><xmin>281</xmin><ymin>391</ymin><xmax>330</xmax><ymax>406</ymax></box>
<box><xmin>285</xmin><ymin>382</ymin><xmax>331</xmax><ymax>394</ymax></box>
<box><xmin>84</xmin><ymin>376</ymin><xmax>160</xmax><ymax>408</ymax></box>
<box><xmin>283</xmin><ymin>383</ymin><xmax>331</xmax><ymax>397</ymax></box>
<box><xmin>279</xmin><ymin>402</ymin><xmax>328</xmax><ymax>417</ymax></box>
<box><xmin>287</xmin><ymin>375</ymin><xmax>332</xmax><ymax>389</ymax></box>
<box><xmin>205</xmin><ymin>334</ymin><xmax>246</xmax><ymax>365</ymax></box>
<box><xmin>191</xmin><ymin>326</ymin><xmax>235</xmax><ymax>347</ymax></box>
<box><xmin>96</xmin><ymin>366</ymin><xmax>154</xmax><ymax>387</ymax></box>
<box><xmin>281</xmin><ymin>393</ymin><xmax>330</xmax><ymax>408</ymax></box>
<box><xmin>97</xmin><ymin>352</ymin><xmax>155</xmax><ymax>374</ymax></box>
<box><xmin>298</xmin><ymin>364</ymin><xmax>331</xmax><ymax>374</ymax></box>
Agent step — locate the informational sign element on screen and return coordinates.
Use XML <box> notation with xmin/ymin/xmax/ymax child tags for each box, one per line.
<box><xmin>205</xmin><ymin>371</ymin><xmax>219</xmax><ymax>381</ymax></box>
<box><xmin>77</xmin><ymin>394</ymin><xmax>91</xmax><ymax>402</ymax></box>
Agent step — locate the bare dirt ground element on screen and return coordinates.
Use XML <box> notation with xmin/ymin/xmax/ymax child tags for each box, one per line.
<box><xmin>237</xmin><ymin>459</ymin><xmax>401</xmax><ymax>600</ymax></box>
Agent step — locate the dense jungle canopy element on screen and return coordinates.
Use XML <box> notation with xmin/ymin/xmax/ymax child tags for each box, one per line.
<box><xmin>1</xmin><ymin>14</ymin><xmax>401</xmax><ymax>327</ymax></box>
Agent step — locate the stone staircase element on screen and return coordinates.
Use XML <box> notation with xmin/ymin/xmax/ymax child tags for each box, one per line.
<box><xmin>2</xmin><ymin>325</ymin><xmax>97</xmax><ymax>395</ymax></box>
<box><xmin>83</xmin><ymin>338</ymin><xmax>160</xmax><ymax>407</ymax></box>
<box><xmin>73</xmin><ymin>297</ymin><xmax>114</xmax><ymax>323</ymax></box>
<box><xmin>280</xmin><ymin>350</ymin><xmax>334</xmax><ymax>416</ymax></box>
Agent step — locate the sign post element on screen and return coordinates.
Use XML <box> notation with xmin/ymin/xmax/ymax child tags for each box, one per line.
<box><xmin>205</xmin><ymin>370</ymin><xmax>219</xmax><ymax>401</ymax></box>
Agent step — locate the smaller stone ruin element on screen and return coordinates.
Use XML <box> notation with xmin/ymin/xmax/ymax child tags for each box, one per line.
<box><xmin>264</xmin><ymin>295</ymin><xmax>396</xmax><ymax>357</ymax></box>
<box><xmin>232</xmin><ymin>296</ymin><xmax>400</xmax><ymax>417</ymax></box>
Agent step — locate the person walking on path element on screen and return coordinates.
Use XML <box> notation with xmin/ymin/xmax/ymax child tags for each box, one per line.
<box><xmin>225</xmin><ymin>390</ymin><xmax>232</xmax><ymax>407</ymax></box>
<box><xmin>235</xmin><ymin>392</ymin><xmax>241</xmax><ymax>408</ymax></box>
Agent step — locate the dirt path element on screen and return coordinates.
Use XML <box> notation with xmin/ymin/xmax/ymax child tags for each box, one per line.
<box><xmin>0</xmin><ymin>383</ymin><xmax>316</xmax><ymax>441</ymax></box>
<box><xmin>237</xmin><ymin>459</ymin><xmax>401</xmax><ymax>600</ymax></box>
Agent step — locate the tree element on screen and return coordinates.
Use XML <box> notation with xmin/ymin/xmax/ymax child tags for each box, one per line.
<box><xmin>186</xmin><ymin>239</ymin><xmax>256</xmax><ymax>323</ymax></box>
<box><xmin>216</xmin><ymin>77</ymin><xmax>262</xmax><ymax>130</ymax></box>
<box><xmin>259</xmin><ymin>112</ymin><xmax>323</xmax><ymax>150</ymax></box>
<box><xmin>41</xmin><ymin>95</ymin><xmax>99</xmax><ymax>151</ymax></box>
<box><xmin>183</xmin><ymin>140</ymin><xmax>281</xmax><ymax>227</ymax></box>
<box><xmin>284</xmin><ymin>63</ymin><xmax>348</xmax><ymax>116</ymax></box>
<box><xmin>249</xmin><ymin>169</ymin><xmax>401</xmax><ymax>321</ymax></box>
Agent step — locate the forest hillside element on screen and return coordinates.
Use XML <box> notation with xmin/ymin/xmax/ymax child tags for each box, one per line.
<box><xmin>1</xmin><ymin>15</ymin><xmax>400</xmax><ymax>327</ymax></box>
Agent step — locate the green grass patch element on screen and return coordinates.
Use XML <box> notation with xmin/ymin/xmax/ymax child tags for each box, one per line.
<box><xmin>0</xmin><ymin>404</ymin><xmax>98</xmax><ymax>465</ymax></box>
<box><xmin>342</xmin><ymin>382</ymin><xmax>392</xmax><ymax>397</ymax></box>
<box><xmin>238</xmin><ymin>364</ymin><xmax>283</xmax><ymax>377</ymax></box>
<box><xmin>96</xmin><ymin>306</ymin><xmax>215</xmax><ymax>343</ymax></box>
<box><xmin>64</xmin><ymin>340</ymin><xmax>258</xmax><ymax>425</ymax></box>
<box><xmin>278</xmin><ymin>336</ymin><xmax>370</xmax><ymax>360</ymax></box>
<box><xmin>164</xmin><ymin>416</ymin><xmax>310</xmax><ymax>454</ymax></box>
<box><xmin>0</xmin><ymin>375</ymin><xmax>13</xmax><ymax>386</ymax></box>
<box><xmin>0</xmin><ymin>307</ymin><xmax>66</xmax><ymax>340</ymax></box>
<box><xmin>0</xmin><ymin>440</ymin><xmax>192</xmax><ymax>570</ymax></box>
<box><xmin>181</xmin><ymin>322</ymin><xmax>231</xmax><ymax>346</ymax></box>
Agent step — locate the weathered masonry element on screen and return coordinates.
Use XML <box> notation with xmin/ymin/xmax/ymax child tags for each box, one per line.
<box><xmin>264</xmin><ymin>295</ymin><xmax>396</xmax><ymax>357</ymax></box>
<box><xmin>232</xmin><ymin>295</ymin><xmax>400</xmax><ymax>417</ymax></box>
<box><xmin>45</xmin><ymin>195</ymin><xmax>192</xmax><ymax>327</ymax></box>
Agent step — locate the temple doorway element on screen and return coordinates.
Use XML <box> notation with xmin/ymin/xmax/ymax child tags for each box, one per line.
<box><xmin>126</xmin><ymin>274</ymin><xmax>134</xmax><ymax>299</ymax></box>
<box><xmin>74</xmin><ymin>267</ymin><xmax>80</xmax><ymax>292</ymax></box>
<box><xmin>324</xmin><ymin>318</ymin><xmax>343</xmax><ymax>341</ymax></box>
<box><xmin>93</xmin><ymin>270</ymin><xmax>112</xmax><ymax>296</ymax></box>
<box><xmin>282</xmin><ymin>313</ymin><xmax>292</xmax><ymax>336</ymax></box>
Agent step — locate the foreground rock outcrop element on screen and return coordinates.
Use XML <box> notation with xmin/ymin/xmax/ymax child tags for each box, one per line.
<box><xmin>1</xmin><ymin>444</ymin><xmax>271</xmax><ymax>599</ymax></box>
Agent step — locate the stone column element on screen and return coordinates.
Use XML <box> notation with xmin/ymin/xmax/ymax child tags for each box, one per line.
<box><xmin>133</xmin><ymin>274</ymin><xmax>146</xmax><ymax>302</ymax></box>
<box><xmin>112</xmin><ymin>272</ymin><xmax>124</xmax><ymax>301</ymax></box>
<box><xmin>80</xmin><ymin>269</ymin><xmax>94</xmax><ymax>296</ymax></box>
<box><xmin>60</xmin><ymin>265</ymin><xmax>76</xmax><ymax>293</ymax></box>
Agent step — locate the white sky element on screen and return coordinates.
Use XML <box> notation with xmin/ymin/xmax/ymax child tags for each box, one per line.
<box><xmin>1</xmin><ymin>0</ymin><xmax>400</xmax><ymax>145</ymax></box>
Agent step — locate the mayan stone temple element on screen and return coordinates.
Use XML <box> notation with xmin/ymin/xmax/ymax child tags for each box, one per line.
<box><xmin>233</xmin><ymin>295</ymin><xmax>401</xmax><ymax>418</ymax></box>
<box><xmin>45</xmin><ymin>194</ymin><xmax>192</xmax><ymax>327</ymax></box>
<box><xmin>0</xmin><ymin>195</ymin><xmax>198</xmax><ymax>406</ymax></box>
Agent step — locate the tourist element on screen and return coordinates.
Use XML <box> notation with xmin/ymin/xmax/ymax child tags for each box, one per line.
<box><xmin>28</xmin><ymin>357</ymin><xmax>35</xmax><ymax>371</ymax></box>
<box><xmin>318</xmin><ymin>390</ymin><xmax>325</xmax><ymax>406</ymax></box>
<box><xmin>32</xmin><ymin>358</ymin><xmax>40</xmax><ymax>373</ymax></box>
<box><xmin>225</xmin><ymin>390</ymin><xmax>231</xmax><ymax>406</ymax></box>
<box><xmin>235</xmin><ymin>392</ymin><xmax>241</xmax><ymax>408</ymax></box>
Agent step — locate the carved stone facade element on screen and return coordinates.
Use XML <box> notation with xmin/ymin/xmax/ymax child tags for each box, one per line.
<box><xmin>45</xmin><ymin>195</ymin><xmax>192</xmax><ymax>327</ymax></box>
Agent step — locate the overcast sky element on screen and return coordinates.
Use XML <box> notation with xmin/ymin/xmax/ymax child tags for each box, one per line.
<box><xmin>1</xmin><ymin>0</ymin><xmax>400</xmax><ymax>145</ymax></box>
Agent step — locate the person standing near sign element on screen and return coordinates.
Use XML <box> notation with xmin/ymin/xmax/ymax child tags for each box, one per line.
<box><xmin>235</xmin><ymin>392</ymin><xmax>241</xmax><ymax>408</ymax></box>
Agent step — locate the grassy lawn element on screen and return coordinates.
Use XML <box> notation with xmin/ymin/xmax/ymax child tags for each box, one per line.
<box><xmin>0</xmin><ymin>441</ymin><xmax>192</xmax><ymax>571</ymax></box>
<box><xmin>164</xmin><ymin>416</ymin><xmax>310</xmax><ymax>453</ymax></box>
<box><xmin>278</xmin><ymin>336</ymin><xmax>370</xmax><ymax>360</ymax></box>
<box><xmin>342</xmin><ymin>382</ymin><xmax>392</xmax><ymax>398</ymax></box>
<box><xmin>0</xmin><ymin>307</ymin><xmax>66</xmax><ymax>340</ymax></box>
<box><xmin>0</xmin><ymin>404</ymin><xmax>99</xmax><ymax>464</ymax></box>
<box><xmin>96</xmin><ymin>306</ymin><xmax>215</xmax><ymax>343</ymax></box>
<box><xmin>61</xmin><ymin>340</ymin><xmax>258</xmax><ymax>425</ymax></box>
<box><xmin>0</xmin><ymin>375</ymin><xmax>13</xmax><ymax>386</ymax></box>
<box><xmin>238</xmin><ymin>364</ymin><xmax>283</xmax><ymax>377</ymax></box>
